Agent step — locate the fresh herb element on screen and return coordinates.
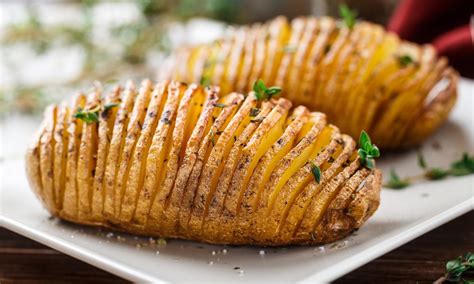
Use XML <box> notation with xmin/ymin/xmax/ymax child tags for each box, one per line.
<box><xmin>397</xmin><ymin>54</ymin><xmax>415</xmax><ymax>67</ymax></box>
<box><xmin>200</xmin><ymin>76</ymin><xmax>211</xmax><ymax>87</ymax></box>
<box><xmin>213</xmin><ymin>102</ymin><xmax>227</xmax><ymax>108</ymax></box>
<box><xmin>425</xmin><ymin>168</ymin><xmax>449</xmax><ymax>180</ymax></box>
<box><xmin>339</xmin><ymin>4</ymin><xmax>357</xmax><ymax>29</ymax></box>
<box><xmin>209</xmin><ymin>129</ymin><xmax>216</xmax><ymax>146</ymax></box>
<box><xmin>282</xmin><ymin>45</ymin><xmax>297</xmax><ymax>53</ymax></box>
<box><xmin>252</xmin><ymin>79</ymin><xmax>282</xmax><ymax>101</ymax></box>
<box><xmin>385</xmin><ymin>152</ymin><xmax>474</xmax><ymax>189</ymax></box>
<box><xmin>435</xmin><ymin>252</ymin><xmax>474</xmax><ymax>283</ymax></box>
<box><xmin>450</xmin><ymin>153</ymin><xmax>474</xmax><ymax>176</ymax></box>
<box><xmin>73</xmin><ymin>106</ymin><xmax>99</xmax><ymax>124</ymax></box>
<box><xmin>250</xmin><ymin>107</ymin><xmax>260</xmax><ymax>117</ymax></box>
<box><xmin>311</xmin><ymin>163</ymin><xmax>321</xmax><ymax>183</ymax></box>
<box><xmin>385</xmin><ymin>169</ymin><xmax>410</xmax><ymax>189</ymax></box>
<box><xmin>417</xmin><ymin>151</ymin><xmax>427</xmax><ymax>169</ymax></box>
<box><xmin>357</xmin><ymin>130</ymin><xmax>380</xmax><ymax>169</ymax></box>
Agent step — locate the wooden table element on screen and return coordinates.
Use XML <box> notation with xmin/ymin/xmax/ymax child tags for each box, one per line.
<box><xmin>1</xmin><ymin>211</ymin><xmax>472</xmax><ymax>283</ymax></box>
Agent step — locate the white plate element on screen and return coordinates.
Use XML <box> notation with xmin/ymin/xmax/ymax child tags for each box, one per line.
<box><xmin>1</xmin><ymin>79</ymin><xmax>473</xmax><ymax>283</ymax></box>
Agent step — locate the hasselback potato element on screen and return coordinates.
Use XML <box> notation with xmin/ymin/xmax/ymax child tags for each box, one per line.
<box><xmin>159</xmin><ymin>16</ymin><xmax>458</xmax><ymax>150</ymax></box>
<box><xmin>26</xmin><ymin>80</ymin><xmax>381</xmax><ymax>246</ymax></box>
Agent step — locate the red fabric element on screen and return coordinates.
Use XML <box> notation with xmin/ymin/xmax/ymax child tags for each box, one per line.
<box><xmin>388</xmin><ymin>0</ymin><xmax>474</xmax><ymax>78</ymax></box>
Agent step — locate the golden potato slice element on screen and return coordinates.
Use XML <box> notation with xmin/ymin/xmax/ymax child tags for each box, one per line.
<box><xmin>90</xmin><ymin>86</ymin><xmax>122</xmax><ymax>222</ymax></box>
<box><xmin>277</xmin><ymin>135</ymin><xmax>356</xmax><ymax>242</ymax></box>
<box><xmin>259</xmin><ymin>129</ymin><xmax>343</xmax><ymax>242</ymax></box>
<box><xmin>200</xmin><ymin>98</ymin><xmax>275</xmax><ymax>241</ymax></box>
<box><xmin>39</xmin><ymin>105</ymin><xmax>57</xmax><ymax>214</ymax></box>
<box><xmin>221</xmin><ymin>27</ymin><xmax>247</xmax><ymax>94</ymax></box>
<box><xmin>52</xmin><ymin>102</ymin><xmax>70</xmax><ymax>209</ymax></box>
<box><xmin>274</xmin><ymin>17</ymin><xmax>306</xmax><ymax>90</ymax></box>
<box><xmin>25</xmin><ymin>112</ymin><xmax>48</xmax><ymax>209</ymax></box>
<box><xmin>133</xmin><ymin>82</ymin><xmax>180</xmax><ymax>226</ymax></box>
<box><xmin>61</xmin><ymin>94</ymin><xmax>86</xmax><ymax>220</ymax></box>
<box><xmin>261</xmin><ymin>16</ymin><xmax>290</xmax><ymax>84</ymax></box>
<box><xmin>159</xmin><ymin>86</ymin><xmax>218</xmax><ymax>234</ymax></box>
<box><xmin>103</xmin><ymin>82</ymin><xmax>137</xmax><ymax>220</ymax></box>
<box><xmin>246</xmin><ymin>23</ymin><xmax>270</xmax><ymax>91</ymax></box>
<box><xmin>286</xmin><ymin>17</ymin><xmax>318</xmax><ymax>102</ymax></box>
<box><xmin>77</xmin><ymin>90</ymin><xmax>100</xmax><ymax>221</ymax></box>
<box><xmin>147</xmin><ymin>82</ymin><xmax>198</xmax><ymax>233</ymax></box>
<box><xmin>294</xmin><ymin>157</ymin><xmax>363</xmax><ymax>241</ymax></box>
<box><xmin>236</xmin><ymin>23</ymin><xmax>259</xmax><ymax>92</ymax></box>
<box><xmin>297</xmin><ymin>17</ymin><xmax>336</xmax><ymax>106</ymax></box>
<box><xmin>119</xmin><ymin>82</ymin><xmax>167</xmax><ymax>222</ymax></box>
<box><xmin>234</xmin><ymin>105</ymin><xmax>310</xmax><ymax>241</ymax></box>
<box><xmin>178</xmin><ymin>93</ymin><xmax>244</xmax><ymax>236</ymax></box>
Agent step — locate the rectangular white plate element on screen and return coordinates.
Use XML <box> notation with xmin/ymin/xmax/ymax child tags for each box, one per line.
<box><xmin>1</xmin><ymin>79</ymin><xmax>473</xmax><ymax>283</ymax></box>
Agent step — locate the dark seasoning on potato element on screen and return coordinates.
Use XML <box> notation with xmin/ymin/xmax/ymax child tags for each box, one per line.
<box><xmin>26</xmin><ymin>80</ymin><xmax>381</xmax><ymax>246</ymax></box>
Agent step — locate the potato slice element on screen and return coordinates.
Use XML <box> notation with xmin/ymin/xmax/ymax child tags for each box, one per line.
<box><xmin>274</xmin><ymin>17</ymin><xmax>306</xmax><ymax>90</ymax></box>
<box><xmin>277</xmin><ymin>135</ymin><xmax>356</xmax><ymax>242</ymax></box>
<box><xmin>261</xmin><ymin>16</ymin><xmax>290</xmax><ymax>84</ymax></box>
<box><xmin>286</xmin><ymin>17</ymin><xmax>318</xmax><ymax>102</ymax></box>
<box><xmin>90</xmin><ymin>86</ymin><xmax>122</xmax><ymax>222</ymax></box>
<box><xmin>297</xmin><ymin>17</ymin><xmax>336</xmax><ymax>106</ymax></box>
<box><xmin>200</xmin><ymin>98</ymin><xmax>274</xmax><ymax>241</ymax></box>
<box><xmin>39</xmin><ymin>105</ymin><xmax>57</xmax><ymax>214</ymax></box>
<box><xmin>62</xmin><ymin>94</ymin><xmax>86</xmax><ymax>220</ymax></box>
<box><xmin>52</xmin><ymin>103</ymin><xmax>70</xmax><ymax>209</ymax></box>
<box><xmin>221</xmin><ymin>27</ymin><xmax>246</xmax><ymax>95</ymax></box>
<box><xmin>77</xmin><ymin>90</ymin><xmax>100</xmax><ymax>221</ymax></box>
<box><xmin>25</xmin><ymin>111</ymin><xmax>48</xmax><ymax>209</ymax></box>
<box><xmin>234</xmin><ymin>105</ymin><xmax>310</xmax><ymax>241</ymax></box>
<box><xmin>119</xmin><ymin>82</ymin><xmax>167</xmax><ymax>222</ymax></box>
<box><xmin>133</xmin><ymin>82</ymin><xmax>181</xmax><ymax>226</ymax></box>
<box><xmin>294</xmin><ymin>157</ymin><xmax>363</xmax><ymax>241</ymax></box>
<box><xmin>178</xmin><ymin>93</ymin><xmax>244</xmax><ymax>236</ymax></box>
<box><xmin>236</xmin><ymin>23</ymin><xmax>259</xmax><ymax>92</ymax></box>
<box><xmin>259</xmin><ymin>129</ymin><xmax>343</xmax><ymax>242</ymax></box>
<box><xmin>103</xmin><ymin>82</ymin><xmax>137</xmax><ymax>220</ymax></box>
<box><xmin>159</xmin><ymin>86</ymin><xmax>218</xmax><ymax>234</ymax></box>
<box><xmin>246</xmin><ymin>23</ymin><xmax>270</xmax><ymax>91</ymax></box>
<box><xmin>147</xmin><ymin>82</ymin><xmax>198</xmax><ymax>233</ymax></box>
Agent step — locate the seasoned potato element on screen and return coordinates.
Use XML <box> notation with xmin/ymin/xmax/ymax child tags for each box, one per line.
<box><xmin>161</xmin><ymin>16</ymin><xmax>458</xmax><ymax>150</ymax></box>
<box><xmin>25</xmin><ymin>80</ymin><xmax>381</xmax><ymax>246</ymax></box>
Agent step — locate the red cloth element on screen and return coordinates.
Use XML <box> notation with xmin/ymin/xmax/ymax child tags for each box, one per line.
<box><xmin>388</xmin><ymin>0</ymin><xmax>474</xmax><ymax>78</ymax></box>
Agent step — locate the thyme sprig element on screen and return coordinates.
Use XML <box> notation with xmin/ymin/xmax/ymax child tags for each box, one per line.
<box><xmin>339</xmin><ymin>4</ymin><xmax>358</xmax><ymax>29</ymax></box>
<box><xmin>357</xmin><ymin>130</ymin><xmax>380</xmax><ymax>169</ymax></box>
<box><xmin>434</xmin><ymin>252</ymin><xmax>474</xmax><ymax>283</ymax></box>
<box><xmin>385</xmin><ymin>152</ymin><xmax>474</xmax><ymax>189</ymax></box>
<box><xmin>311</xmin><ymin>163</ymin><xmax>321</xmax><ymax>183</ymax></box>
<box><xmin>252</xmin><ymin>79</ymin><xmax>282</xmax><ymax>101</ymax></box>
<box><xmin>73</xmin><ymin>102</ymin><xmax>119</xmax><ymax>124</ymax></box>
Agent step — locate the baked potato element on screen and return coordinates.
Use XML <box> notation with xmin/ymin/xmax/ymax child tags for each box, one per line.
<box><xmin>159</xmin><ymin>16</ymin><xmax>458</xmax><ymax>150</ymax></box>
<box><xmin>26</xmin><ymin>80</ymin><xmax>381</xmax><ymax>246</ymax></box>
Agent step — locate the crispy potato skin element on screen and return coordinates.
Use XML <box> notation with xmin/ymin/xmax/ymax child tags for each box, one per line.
<box><xmin>162</xmin><ymin>16</ymin><xmax>458</xmax><ymax>150</ymax></box>
<box><xmin>25</xmin><ymin>80</ymin><xmax>381</xmax><ymax>246</ymax></box>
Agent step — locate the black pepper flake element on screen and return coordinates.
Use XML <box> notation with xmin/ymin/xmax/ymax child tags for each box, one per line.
<box><xmin>161</xmin><ymin>117</ymin><xmax>171</xmax><ymax>124</ymax></box>
<box><xmin>234</xmin><ymin>267</ymin><xmax>240</xmax><ymax>270</ymax></box>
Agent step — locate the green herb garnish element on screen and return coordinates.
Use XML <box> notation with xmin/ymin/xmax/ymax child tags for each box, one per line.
<box><xmin>425</xmin><ymin>168</ymin><xmax>449</xmax><ymax>180</ymax></box>
<box><xmin>252</xmin><ymin>79</ymin><xmax>282</xmax><ymax>101</ymax></box>
<box><xmin>438</xmin><ymin>252</ymin><xmax>474</xmax><ymax>283</ymax></box>
<box><xmin>397</xmin><ymin>54</ymin><xmax>415</xmax><ymax>67</ymax></box>
<box><xmin>311</xmin><ymin>163</ymin><xmax>321</xmax><ymax>183</ymax></box>
<box><xmin>385</xmin><ymin>169</ymin><xmax>410</xmax><ymax>189</ymax></box>
<box><xmin>417</xmin><ymin>151</ymin><xmax>427</xmax><ymax>169</ymax></box>
<box><xmin>200</xmin><ymin>76</ymin><xmax>211</xmax><ymax>87</ymax></box>
<box><xmin>339</xmin><ymin>4</ymin><xmax>358</xmax><ymax>29</ymax></box>
<box><xmin>357</xmin><ymin>130</ymin><xmax>380</xmax><ymax>169</ymax></box>
<box><xmin>73</xmin><ymin>107</ymin><xmax>99</xmax><ymax>124</ymax></box>
<box><xmin>450</xmin><ymin>153</ymin><xmax>474</xmax><ymax>176</ymax></box>
<box><xmin>103</xmin><ymin>102</ymin><xmax>119</xmax><ymax>112</ymax></box>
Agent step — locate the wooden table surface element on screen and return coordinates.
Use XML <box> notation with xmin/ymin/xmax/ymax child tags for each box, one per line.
<box><xmin>1</xmin><ymin>211</ymin><xmax>472</xmax><ymax>283</ymax></box>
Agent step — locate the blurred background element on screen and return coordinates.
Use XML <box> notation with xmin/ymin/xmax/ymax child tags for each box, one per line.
<box><xmin>0</xmin><ymin>0</ymin><xmax>473</xmax><ymax>115</ymax></box>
